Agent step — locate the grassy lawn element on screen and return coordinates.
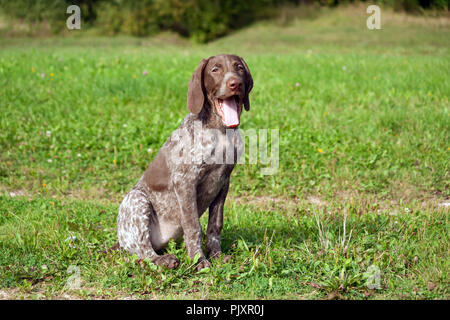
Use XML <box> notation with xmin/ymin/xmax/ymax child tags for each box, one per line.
<box><xmin>0</xmin><ymin>5</ymin><xmax>448</xmax><ymax>299</ymax></box>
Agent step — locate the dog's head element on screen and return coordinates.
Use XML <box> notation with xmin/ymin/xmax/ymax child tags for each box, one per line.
<box><xmin>187</xmin><ymin>54</ymin><xmax>253</xmax><ymax>128</ymax></box>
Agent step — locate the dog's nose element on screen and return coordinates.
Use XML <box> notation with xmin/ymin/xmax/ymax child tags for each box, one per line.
<box><xmin>227</xmin><ymin>78</ymin><xmax>242</xmax><ymax>91</ymax></box>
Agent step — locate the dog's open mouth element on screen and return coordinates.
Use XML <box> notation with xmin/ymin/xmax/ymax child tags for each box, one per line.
<box><xmin>215</xmin><ymin>95</ymin><xmax>242</xmax><ymax>128</ymax></box>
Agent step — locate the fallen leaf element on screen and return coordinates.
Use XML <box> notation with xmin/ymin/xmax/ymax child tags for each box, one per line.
<box><xmin>310</xmin><ymin>282</ymin><xmax>321</xmax><ymax>289</ymax></box>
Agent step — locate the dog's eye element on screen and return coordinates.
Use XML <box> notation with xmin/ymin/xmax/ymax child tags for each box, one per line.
<box><xmin>211</xmin><ymin>66</ymin><xmax>219</xmax><ymax>72</ymax></box>
<box><xmin>236</xmin><ymin>64</ymin><xmax>244</xmax><ymax>71</ymax></box>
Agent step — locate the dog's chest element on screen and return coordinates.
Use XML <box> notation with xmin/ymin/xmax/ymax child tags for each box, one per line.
<box><xmin>196</xmin><ymin>129</ymin><xmax>242</xmax><ymax>212</ymax></box>
<box><xmin>200</xmin><ymin>128</ymin><xmax>243</xmax><ymax>165</ymax></box>
<box><xmin>196</xmin><ymin>164</ymin><xmax>232</xmax><ymax>215</ymax></box>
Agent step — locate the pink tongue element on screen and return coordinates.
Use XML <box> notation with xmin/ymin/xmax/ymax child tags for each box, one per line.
<box><xmin>222</xmin><ymin>97</ymin><xmax>239</xmax><ymax>127</ymax></box>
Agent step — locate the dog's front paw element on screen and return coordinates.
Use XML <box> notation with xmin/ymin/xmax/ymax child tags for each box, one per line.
<box><xmin>196</xmin><ymin>259</ymin><xmax>211</xmax><ymax>272</ymax></box>
<box><xmin>151</xmin><ymin>254</ymin><xmax>179</xmax><ymax>269</ymax></box>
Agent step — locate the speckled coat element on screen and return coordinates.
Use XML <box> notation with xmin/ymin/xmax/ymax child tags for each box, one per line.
<box><xmin>116</xmin><ymin>54</ymin><xmax>253</xmax><ymax>270</ymax></box>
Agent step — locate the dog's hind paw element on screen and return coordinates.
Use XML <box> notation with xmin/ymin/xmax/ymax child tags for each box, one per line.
<box><xmin>152</xmin><ymin>254</ymin><xmax>179</xmax><ymax>269</ymax></box>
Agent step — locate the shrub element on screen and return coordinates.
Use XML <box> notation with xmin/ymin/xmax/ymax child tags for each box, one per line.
<box><xmin>0</xmin><ymin>0</ymin><xmax>448</xmax><ymax>40</ymax></box>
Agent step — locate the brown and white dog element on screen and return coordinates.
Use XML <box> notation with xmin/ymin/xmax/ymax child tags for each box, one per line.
<box><xmin>115</xmin><ymin>54</ymin><xmax>253</xmax><ymax>271</ymax></box>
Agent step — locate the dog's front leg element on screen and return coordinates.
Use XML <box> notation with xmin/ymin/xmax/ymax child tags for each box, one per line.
<box><xmin>206</xmin><ymin>181</ymin><xmax>230</xmax><ymax>262</ymax></box>
<box><xmin>174</xmin><ymin>182</ymin><xmax>210</xmax><ymax>271</ymax></box>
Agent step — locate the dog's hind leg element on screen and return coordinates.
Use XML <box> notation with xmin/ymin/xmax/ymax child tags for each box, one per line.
<box><xmin>117</xmin><ymin>188</ymin><xmax>179</xmax><ymax>269</ymax></box>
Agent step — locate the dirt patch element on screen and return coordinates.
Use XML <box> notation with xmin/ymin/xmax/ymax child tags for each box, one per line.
<box><xmin>0</xmin><ymin>185</ymin><xmax>124</xmax><ymax>205</ymax></box>
<box><xmin>2</xmin><ymin>184</ymin><xmax>448</xmax><ymax>215</ymax></box>
<box><xmin>7</xmin><ymin>190</ymin><xmax>28</xmax><ymax>198</ymax></box>
<box><xmin>439</xmin><ymin>201</ymin><xmax>450</xmax><ymax>208</ymax></box>
<box><xmin>0</xmin><ymin>286</ymin><xmax>142</xmax><ymax>300</ymax></box>
<box><xmin>228</xmin><ymin>189</ymin><xmax>448</xmax><ymax>214</ymax></box>
<box><xmin>0</xmin><ymin>289</ymin><xmax>15</xmax><ymax>300</ymax></box>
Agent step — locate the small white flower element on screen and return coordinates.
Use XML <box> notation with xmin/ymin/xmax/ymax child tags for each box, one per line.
<box><xmin>295</xmin><ymin>82</ymin><xmax>300</xmax><ymax>87</ymax></box>
<box><xmin>342</xmin><ymin>66</ymin><xmax>347</xmax><ymax>71</ymax></box>
<box><xmin>65</xmin><ymin>235</ymin><xmax>77</xmax><ymax>242</ymax></box>
<box><xmin>147</xmin><ymin>148</ymin><xmax>153</xmax><ymax>153</ymax></box>
<box><xmin>46</xmin><ymin>130</ymin><xmax>51</xmax><ymax>137</ymax></box>
<box><xmin>123</xmin><ymin>124</ymin><xmax>128</xmax><ymax>128</ymax></box>
<box><xmin>77</xmin><ymin>153</ymin><xmax>81</xmax><ymax>157</ymax></box>
<box><xmin>48</xmin><ymin>159</ymin><xmax>53</xmax><ymax>163</ymax></box>
<box><xmin>65</xmin><ymin>235</ymin><xmax>78</xmax><ymax>248</ymax></box>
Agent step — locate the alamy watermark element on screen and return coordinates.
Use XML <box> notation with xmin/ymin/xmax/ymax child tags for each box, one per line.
<box><xmin>65</xmin><ymin>265</ymin><xmax>81</xmax><ymax>289</ymax></box>
<box><xmin>66</xmin><ymin>4</ymin><xmax>381</xmax><ymax>31</ymax></box>
<box><xmin>366</xmin><ymin>5</ymin><xmax>381</xmax><ymax>30</ymax></box>
<box><xmin>168</xmin><ymin>120</ymin><xmax>279</xmax><ymax>175</ymax></box>
<box><xmin>365</xmin><ymin>265</ymin><xmax>382</xmax><ymax>289</ymax></box>
<box><xmin>66</xmin><ymin>5</ymin><xmax>81</xmax><ymax>30</ymax></box>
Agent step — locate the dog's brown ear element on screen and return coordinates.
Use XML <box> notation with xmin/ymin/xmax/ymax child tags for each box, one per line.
<box><xmin>187</xmin><ymin>59</ymin><xmax>208</xmax><ymax>114</ymax></box>
<box><xmin>240</xmin><ymin>57</ymin><xmax>253</xmax><ymax>111</ymax></box>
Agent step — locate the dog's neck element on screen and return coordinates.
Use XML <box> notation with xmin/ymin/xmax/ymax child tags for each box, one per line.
<box><xmin>197</xmin><ymin>101</ymin><xmax>233</xmax><ymax>133</ymax></box>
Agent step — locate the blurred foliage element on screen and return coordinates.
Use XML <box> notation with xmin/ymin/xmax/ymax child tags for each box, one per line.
<box><xmin>0</xmin><ymin>0</ymin><xmax>448</xmax><ymax>41</ymax></box>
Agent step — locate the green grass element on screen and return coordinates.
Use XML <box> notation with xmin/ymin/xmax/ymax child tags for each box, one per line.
<box><xmin>0</xmin><ymin>194</ymin><xmax>448</xmax><ymax>299</ymax></box>
<box><xmin>0</xmin><ymin>5</ymin><xmax>449</xmax><ymax>299</ymax></box>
